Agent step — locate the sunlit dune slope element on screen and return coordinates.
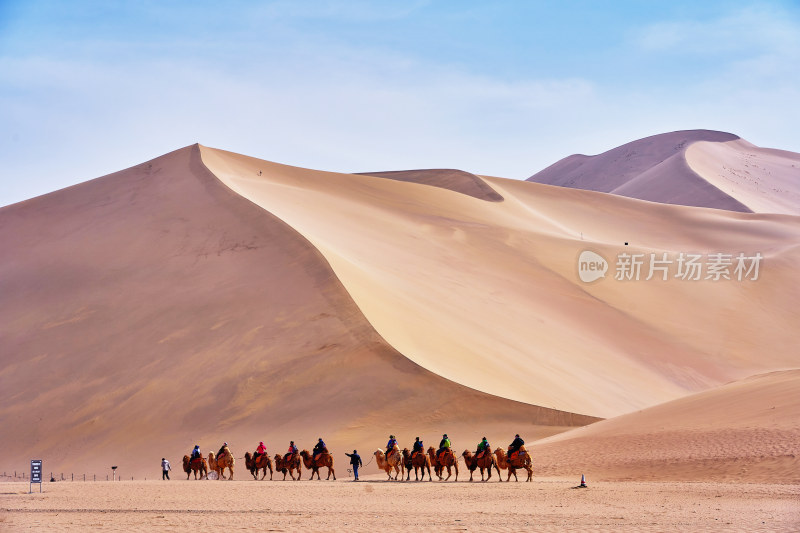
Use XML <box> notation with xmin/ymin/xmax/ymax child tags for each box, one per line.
<box><xmin>686</xmin><ymin>139</ymin><xmax>800</xmax><ymax>215</ymax></box>
<box><xmin>0</xmin><ymin>145</ymin><xmax>595</xmax><ymax>478</ymax></box>
<box><xmin>201</xmin><ymin>145</ymin><xmax>800</xmax><ymax>419</ymax></box>
<box><xmin>532</xmin><ymin>370</ymin><xmax>800</xmax><ymax>483</ymax></box>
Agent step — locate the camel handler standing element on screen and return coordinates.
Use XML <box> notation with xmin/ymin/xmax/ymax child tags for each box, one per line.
<box><xmin>345</xmin><ymin>450</ymin><xmax>362</xmax><ymax>481</ymax></box>
<box><xmin>161</xmin><ymin>458</ymin><xmax>171</xmax><ymax>480</ymax></box>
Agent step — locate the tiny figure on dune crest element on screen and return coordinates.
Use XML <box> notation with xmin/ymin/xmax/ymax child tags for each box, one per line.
<box><xmin>345</xmin><ymin>450</ymin><xmax>362</xmax><ymax>481</ymax></box>
<box><xmin>161</xmin><ymin>457</ymin><xmax>171</xmax><ymax>480</ymax></box>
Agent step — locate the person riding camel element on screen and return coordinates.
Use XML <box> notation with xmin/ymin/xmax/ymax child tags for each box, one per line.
<box><xmin>217</xmin><ymin>442</ymin><xmax>229</xmax><ymax>460</ymax></box>
<box><xmin>508</xmin><ymin>434</ymin><xmax>524</xmax><ymax>459</ymax></box>
<box><xmin>386</xmin><ymin>435</ymin><xmax>398</xmax><ymax>457</ymax></box>
<box><xmin>254</xmin><ymin>441</ymin><xmax>267</xmax><ymax>460</ymax></box>
<box><xmin>412</xmin><ymin>437</ymin><xmax>424</xmax><ymax>457</ymax></box>
<box><xmin>190</xmin><ymin>445</ymin><xmax>201</xmax><ymax>461</ymax></box>
<box><xmin>285</xmin><ymin>441</ymin><xmax>298</xmax><ymax>461</ymax></box>
<box><xmin>313</xmin><ymin>438</ymin><xmax>327</xmax><ymax>462</ymax></box>
<box><xmin>437</xmin><ymin>434</ymin><xmax>451</xmax><ymax>461</ymax></box>
<box><xmin>476</xmin><ymin>437</ymin><xmax>489</xmax><ymax>458</ymax></box>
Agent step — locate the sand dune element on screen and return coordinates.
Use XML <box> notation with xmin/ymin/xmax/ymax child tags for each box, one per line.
<box><xmin>2</xmin><ymin>134</ymin><xmax>799</xmax><ymax>481</ymax></box>
<box><xmin>357</xmin><ymin>169</ymin><xmax>504</xmax><ymax>201</ymax></box>
<box><xmin>532</xmin><ymin>370</ymin><xmax>800</xmax><ymax>483</ymax></box>
<box><xmin>686</xmin><ymin>139</ymin><xmax>800</xmax><ymax>215</ymax></box>
<box><xmin>203</xmin><ymin>145</ymin><xmax>800</xmax><ymax>420</ymax></box>
<box><xmin>0</xmin><ymin>145</ymin><xmax>593</xmax><ymax>479</ymax></box>
<box><xmin>527</xmin><ymin>130</ymin><xmax>760</xmax><ymax>211</ymax></box>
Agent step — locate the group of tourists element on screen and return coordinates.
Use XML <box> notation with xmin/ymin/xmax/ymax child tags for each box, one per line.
<box><xmin>386</xmin><ymin>433</ymin><xmax>524</xmax><ymax>460</ymax></box>
<box><xmin>178</xmin><ymin>433</ymin><xmax>525</xmax><ymax>481</ymax></box>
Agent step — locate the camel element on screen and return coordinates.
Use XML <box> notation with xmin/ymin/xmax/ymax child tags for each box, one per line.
<box><xmin>462</xmin><ymin>448</ymin><xmax>498</xmax><ymax>482</ymax></box>
<box><xmin>494</xmin><ymin>447</ymin><xmax>533</xmax><ymax>482</ymax></box>
<box><xmin>273</xmin><ymin>452</ymin><xmax>302</xmax><ymax>481</ymax></box>
<box><xmin>402</xmin><ymin>448</ymin><xmax>432</xmax><ymax>481</ymax></box>
<box><xmin>182</xmin><ymin>454</ymin><xmax>207</xmax><ymax>480</ymax></box>
<box><xmin>374</xmin><ymin>446</ymin><xmax>404</xmax><ymax>481</ymax></box>
<box><xmin>208</xmin><ymin>448</ymin><xmax>235</xmax><ymax>480</ymax></box>
<box><xmin>244</xmin><ymin>451</ymin><xmax>274</xmax><ymax>480</ymax></box>
<box><xmin>300</xmin><ymin>449</ymin><xmax>336</xmax><ymax>480</ymax></box>
<box><xmin>427</xmin><ymin>446</ymin><xmax>458</xmax><ymax>481</ymax></box>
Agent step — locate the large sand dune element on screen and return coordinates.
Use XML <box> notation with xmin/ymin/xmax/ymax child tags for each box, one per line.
<box><xmin>526</xmin><ymin>130</ymin><xmax>800</xmax><ymax>213</ymax></box>
<box><xmin>0</xmin><ymin>145</ymin><xmax>594</xmax><ymax>479</ymax></box>
<box><xmin>2</xmin><ymin>133</ymin><xmax>799</xmax><ymax>481</ymax></box>
<box><xmin>203</xmin><ymin>145</ymin><xmax>800</xmax><ymax>419</ymax></box>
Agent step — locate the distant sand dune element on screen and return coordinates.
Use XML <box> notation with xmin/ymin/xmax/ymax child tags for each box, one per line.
<box><xmin>529</xmin><ymin>129</ymin><xmax>800</xmax><ymax>215</ymax></box>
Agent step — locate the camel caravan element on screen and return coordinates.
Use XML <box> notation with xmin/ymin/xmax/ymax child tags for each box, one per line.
<box><xmin>182</xmin><ymin>433</ymin><xmax>532</xmax><ymax>483</ymax></box>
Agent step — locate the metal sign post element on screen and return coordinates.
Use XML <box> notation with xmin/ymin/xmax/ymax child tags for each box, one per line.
<box><xmin>30</xmin><ymin>460</ymin><xmax>42</xmax><ymax>493</ymax></box>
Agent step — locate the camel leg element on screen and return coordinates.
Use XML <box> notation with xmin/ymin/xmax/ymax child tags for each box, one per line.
<box><xmin>328</xmin><ymin>466</ymin><xmax>335</xmax><ymax>480</ymax></box>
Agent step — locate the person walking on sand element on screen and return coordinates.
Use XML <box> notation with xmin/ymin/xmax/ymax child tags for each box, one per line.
<box><xmin>161</xmin><ymin>458</ymin><xmax>171</xmax><ymax>480</ymax></box>
<box><xmin>345</xmin><ymin>450</ymin><xmax>362</xmax><ymax>481</ymax></box>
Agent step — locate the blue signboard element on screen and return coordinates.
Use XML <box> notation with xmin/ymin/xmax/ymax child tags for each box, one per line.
<box><xmin>30</xmin><ymin>459</ymin><xmax>42</xmax><ymax>493</ymax></box>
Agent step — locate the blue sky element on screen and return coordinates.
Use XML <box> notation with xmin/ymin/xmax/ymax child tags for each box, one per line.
<box><xmin>1</xmin><ymin>0</ymin><xmax>799</xmax><ymax>206</ymax></box>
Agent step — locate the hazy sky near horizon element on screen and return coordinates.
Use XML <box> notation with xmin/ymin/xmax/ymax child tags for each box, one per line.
<box><xmin>1</xmin><ymin>0</ymin><xmax>799</xmax><ymax>206</ymax></box>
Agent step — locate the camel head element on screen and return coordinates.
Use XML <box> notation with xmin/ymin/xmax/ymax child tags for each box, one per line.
<box><xmin>244</xmin><ymin>452</ymin><xmax>252</xmax><ymax>460</ymax></box>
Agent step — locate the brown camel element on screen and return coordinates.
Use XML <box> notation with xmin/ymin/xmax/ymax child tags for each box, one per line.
<box><xmin>182</xmin><ymin>454</ymin><xmax>207</xmax><ymax>480</ymax></box>
<box><xmin>374</xmin><ymin>446</ymin><xmax>403</xmax><ymax>481</ymax></box>
<box><xmin>273</xmin><ymin>452</ymin><xmax>302</xmax><ymax>481</ymax></box>
<box><xmin>462</xmin><ymin>448</ymin><xmax>498</xmax><ymax>482</ymax></box>
<box><xmin>300</xmin><ymin>449</ymin><xmax>336</xmax><ymax>480</ymax></box>
<box><xmin>402</xmin><ymin>448</ymin><xmax>432</xmax><ymax>481</ymax></box>
<box><xmin>494</xmin><ymin>447</ymin><xmax>533</xmax><ymax>482</ymax></box>
<box><xmin>208</xmin><ymin>448</ymin><xmax>235</xmax><ymax>480</ymax></box>
<box><xmin>244</xmin><ymin>451</ymin><xmax>274</xmax><ymax>480</ymax></box>
<box><xmin>427</xmin><ymin>446</ymin><xmax>458</xmax><ymax>481</ymax></box>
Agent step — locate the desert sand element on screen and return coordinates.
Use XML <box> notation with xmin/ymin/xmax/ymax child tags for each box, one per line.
<box><xmin>1</xmin><ymin>131</ymin><xmax>799</xmax><ymax>531</ymax></box>
<box><xmin>686</xmin><ymin>139</ymin><xmax>800</xmax><ymax>215</ymax></box>
<box><xmin>533</xmin><ymin>370</ymin><xmax>800</xmax><ymax>483</ymax></box>
<box><xmin>2</xmin><ymin>478</ymin><xmax>799</xmax><ymax>532</ymax></box>
<box><xmin>202</xmin><ymin>143</ymin><xmax>800</xmax><ymax>418</ymax></box>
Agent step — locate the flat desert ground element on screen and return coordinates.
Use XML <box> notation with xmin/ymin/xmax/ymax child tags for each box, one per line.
<box><xmin>2</xmin><ymin>478</ymin><xmax>798</xmax><ymax>532</ymax></box>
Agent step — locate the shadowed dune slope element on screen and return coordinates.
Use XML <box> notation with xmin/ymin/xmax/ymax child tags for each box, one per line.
<box><xmin>0</xmin><ymin>145</ymin><xmax>596</xmax><ymax>478</ymax></box>
<box><xmin>357</xmin><ymin>169</ymin><xmax>503</xmax><ymax>201</ymax></box>
<box><xmin>532</xmin><ymin>370</ymin><xmax>800</xmax><ymax>483</ymax></box>
<box><xmin>201</xmin><ymin>146</ymin><xmax>800</xmax><ymax>420</ymax></box>
<box><xmin>527</xmin><ymin>130</ymin><xmax>754</xmax><ymax>211</ymax></box>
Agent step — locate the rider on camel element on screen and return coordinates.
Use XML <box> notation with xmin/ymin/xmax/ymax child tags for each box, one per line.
<box><xmin>217</xmin><ymin>442</ymin><xmax>228</xmax><ymax>459</ymax></box>
<box><xmin>254</xmin><ymin>441</ymin><xmax>267</xmax><ymax>460</ymax></box>
<box><xmin>386</xmin><ymin>435</ymin><xmax>398</xmax><ymax>456</ymax></box>
<box><xmin>412</xmin><ymin>437</ymin><xmax>424</xmax><ymax>456</ymax></box>
<box><xmin>476</xmin><ymin>437</ymin><xmax>489</xmax><ymax>458</ymax></box>
<box><xmin>313</xmin><ymin>438</ymin><xmax>327</xmax><ymax>461</ymax></box>
<box><xmin>437</xmin><ymin>434</ymin><xmax>451</xmax><ymax>461</ymax></box>
<box><xmin>191</xmin><ymin>445</ymin><xmax>201</xmax><ymax>460</ymax></box>
<box><xmin>508</xmin><ymin>434</ymin><xmax>524</xmax><ymax>458</ymax></box>
<box><xmin>285</xmin><ymin>441</ymin><xmax>298</xmax><ymax>461</ymax></box>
